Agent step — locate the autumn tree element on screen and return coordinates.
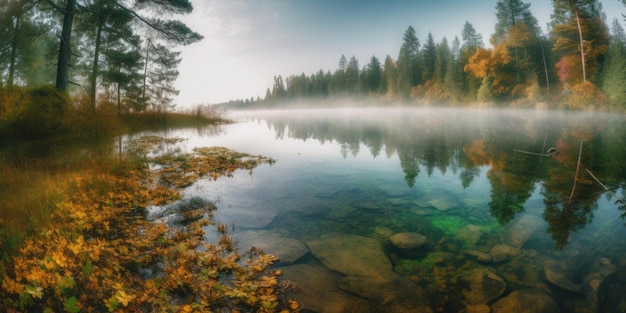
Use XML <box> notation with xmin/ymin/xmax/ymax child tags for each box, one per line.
<box><xmin>464</xmin><ymin>43</ymin><xmax>512</xmax><ymax>100</ymax></box>
<box><xmin>460</xmin><ymin>21</ymin><xmax>484</xmax><ymax>100</ymax></box>
<box><xmin>493</xmin><ymin>0</ymin><xmax>545</xmax><ymax>99</ymax></box>
<box><xmin>551</xmin><ymin>0</ymin><xmax>609</xmax><ymax>85</ymax></box>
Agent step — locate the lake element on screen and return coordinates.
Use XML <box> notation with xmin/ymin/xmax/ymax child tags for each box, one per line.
<box><xmin>129</xmin><ymin>107</ymin><xmax>626</xmax><ymax>312</ymax></box>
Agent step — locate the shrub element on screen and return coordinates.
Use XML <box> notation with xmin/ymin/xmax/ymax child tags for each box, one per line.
<box><xmin>9</xmin><ymin>85</ymin><xmax>73</xmax><ymax>140</ymax></box>
<box><xmin>566</xmin><ymin>81</ymin><xmax>603</xmax><ymax>109</ymax></box>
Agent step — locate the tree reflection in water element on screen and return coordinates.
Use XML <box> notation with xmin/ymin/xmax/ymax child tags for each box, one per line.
<box><xmin>245</xmin><ymin>108</ymin><xmax>626</xmax><ymax>248</ymax></box>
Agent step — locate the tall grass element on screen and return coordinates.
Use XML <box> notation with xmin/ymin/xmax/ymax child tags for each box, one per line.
<box><xmin>0</xmin><ymin>157</ymin><xmax>68</xmax><ymax>258</ymax></box>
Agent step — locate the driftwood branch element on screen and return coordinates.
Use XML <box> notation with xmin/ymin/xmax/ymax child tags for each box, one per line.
<box><xmin>568</xmin><ymin>140</ymin><xmax>583</xmax><ymax>205</ymax></box>
<box><xmin>513</xmin><ymin>147</ymin><xmax>558</xmax><ymax>157</ymax></box>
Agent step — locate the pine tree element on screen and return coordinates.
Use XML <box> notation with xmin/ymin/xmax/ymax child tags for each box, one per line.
<box><xmin>345</xmin><ymin>55</ymin><xmax>360</xmax><ymax>93</ymax></box>
<box><xmin>1</xmin><ymin>0</ymin><xmax>54</xmax><ymax>87</ymax></box>
<box><xmin>421</xmin><ymin>32</ymin><xmax>437</xmax><ymax>82</ymax></box>
<box><xmin>601</xmin><ymin>19</ymin><xmax>626</xmax><ymax>106</ymax></box>
<box><xmin>434</xmin><ymin>37</ymin><xmax>450</xmax><ymax>84</ymax></box>
<box><xmin>48</xmin><ymin>0</ymin><xmax>202</xmax><ymax>94</ymax></box>
<box><xmin>364</xmin><ymin>55</ymin><xmax>383</xmax><ymax>94</ymax></box>
<box><xmin>397</xmin><ymin>26</ymin><xmax>420</xmax><ymax>98</ymax></box>
<box><xmin>383</xmin><ymin>55</ymin><xmax>397</xmax><ymax>99</ymax></box>
<box><xmin>145</xmin><ymin>43</ymin><xmax>181</xmax><ymax>111</ymax></box>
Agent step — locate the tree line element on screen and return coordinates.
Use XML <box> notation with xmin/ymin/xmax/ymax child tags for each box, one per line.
<box><xmin>0</xmin><ymin>0</ymin><xmax>201</xmax><ymax>114</ymax></box>
<box><xmin>231</xmin><ymin>0</ymin><xmax>626</xmax><ymax>109</ymax></box>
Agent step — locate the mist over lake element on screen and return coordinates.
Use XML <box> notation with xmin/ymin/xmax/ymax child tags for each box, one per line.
<box><xmin>125</xmin><ymin>106</ymin><xmax>626</xmax><ymax>313</ymax></box>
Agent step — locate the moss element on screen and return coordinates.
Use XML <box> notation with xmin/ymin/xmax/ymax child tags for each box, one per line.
<box><xmin>429</xmin><ymin>215</ymin><xmax>467</xmax><ymax>236</ymax></box>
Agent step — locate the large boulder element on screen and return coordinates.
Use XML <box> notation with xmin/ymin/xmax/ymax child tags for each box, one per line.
<box><xmin>307</xmin><ymin>234</ymin><xmax>434</xmax><ymax>312</ymax></box>
<box><xmin>491</xmin><ymin>289</ymin><xmax>559</xmax><ymax>313</ymax></box>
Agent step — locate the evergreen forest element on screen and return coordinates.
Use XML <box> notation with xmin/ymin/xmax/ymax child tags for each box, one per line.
<box><xmin>229</xmin><ymin>0</ymin><xmax>626</xmax><ymax>110</ymax></box>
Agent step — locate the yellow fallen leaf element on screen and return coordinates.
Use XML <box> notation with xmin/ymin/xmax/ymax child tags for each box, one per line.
<box><xmin>25</xmin><ymin>284</ymin><xmax>44</xmax><ymax>299</ymax></box>
<box><xmin>115</xmin><ymin>289</ymin><xmax>135</xmax><ymax>307</ymax></box>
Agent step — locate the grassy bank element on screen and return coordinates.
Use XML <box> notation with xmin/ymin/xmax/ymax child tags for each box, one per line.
<box><xmin>0</xmin><ymin>85</ymin><xmax>229</xmax><ymax>255</ymax></box>
<box><xmin>0</xmin><ymin>85</ymin><xmax>229</xmax><ymax>144</ymax></box>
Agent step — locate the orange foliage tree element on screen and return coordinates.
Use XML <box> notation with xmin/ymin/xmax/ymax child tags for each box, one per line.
<box><xmin>464</xmin><ymin>43</ymin><xmax>513</xmax><ymax>100</ymax></box>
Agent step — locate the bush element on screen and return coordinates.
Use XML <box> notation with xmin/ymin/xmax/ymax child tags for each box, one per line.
<box><xmin>565</xmin><ymin>81</ymin><xmax>604</xmax><ymax>110</ymax></box>
<box><xmin>7</xmin><ymin>85</ymin><xmax>73</xmax><ymax>140</ymax></box>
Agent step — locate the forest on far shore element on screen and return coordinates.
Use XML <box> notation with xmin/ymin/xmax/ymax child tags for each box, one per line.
<box><xmin>227</xmin><ymin>0</ymin><xmax>626</xmax><ymax>110</ymax></box>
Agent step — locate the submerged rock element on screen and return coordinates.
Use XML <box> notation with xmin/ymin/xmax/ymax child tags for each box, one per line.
<box><xmin>491</xmin><ymin>289</ymin><xmax>559</xmax><ymax>313</ymax></box>
<box><xmin>455</xmin><ymin>224</ymin><xmax>483</xmax><ymax>246</ymax></box>
<box><xmin>543</xmin><ymin>259</ymin><xmax>583</xmax><ymax>293</ymax></box>
<box><xmin>409</xmin><ymin>207</ymin><xmax>439</xmax><ymax>216</ymax></box>
<box><xmin>279</xmin><ymin>264</ymin><xmax>370</xmax><ymax>313</ymax></box>
<box><xmin>389</xmin><ymin>232</ymin><xmax>428</xmax><ymax>250</ymax></box>
<box><xmin>505</xmin><ymin>214</ymin><xmax>543</xmax><ymax>248</ymax></box>
<box><xmin>463</xmin><ymin>250</ymin><xmax>493</xmax><ymax>263</ymax></box>
<box><xmin>490</xmin><ymin>244</ymin><xmax>521</xmax><ymax>262</ymax></box>
<box><xmin>307</xmin><ymin>234</ymin><xmax>393</xmax><ymax>280</ymax></box>
<box><xmin>461</xmin><ymin>268</ymin><xmax>507</xmax><ymax>305</ymax></box>
<box><xmin>465</xmin><ymin>304</ymin><xmax>491</xmax><ymax>313</ymax></box>
<box><xmin>305</xmin><ymin>234</ymin><xmax>434</xmax><ymax>312</ymax></box>
<box><xmin>428</xmin><ymin>194</ymin><xmax>461</xmax><ymax>211</ymax></box>
<box><xmin>233</xmin><ymin>230</ymin><xmax>308</xmax><ymax>265</ymax></box>
<box><xmin>380</xmin><ymin>276</ymin><xmax>433</xmax><ymax>313</ymax></box>
<box><xmin>338</xmin><ymin>275</ymin><xmax>433</xmax><ymax>313</ymax></box>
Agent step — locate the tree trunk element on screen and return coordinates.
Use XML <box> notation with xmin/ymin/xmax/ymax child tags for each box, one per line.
<box><xmin>56</xmin><ymin>0</ymin><xmax>76</xmax><ymax>92</ymax></box>
<box><xmin>8</xmin><ymin>15</ymin><xmax>19</xmax><ymax>88</ymax></box>
<box><xmin>540</xmin><ymin>41</ymin><xmax>550</xmax><ymax>93</ymax></box>
<box><xmin>117</xmin><ymin>81</ymin><xmax>121</xmax><ymax>115</ymax></box>
<box><xmin>142</xmin><ymin>40</ymin><xmax>149</xmax><ymax>109</ymax></box>
<box><xmin>574</xmin><ymin>7</ymin><xmax>586</xmax><ymax>82</ymax></box>
<box><xmin>90</xmin><ymin>19</ymin><xmax>103</xmax><ymax>111</ymax></box>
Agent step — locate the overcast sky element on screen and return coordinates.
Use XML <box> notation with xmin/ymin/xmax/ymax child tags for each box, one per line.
<box><xmin>173</xmin><ymin>0</ymin><xmax>625</xmax><ymax>108</ymax></box>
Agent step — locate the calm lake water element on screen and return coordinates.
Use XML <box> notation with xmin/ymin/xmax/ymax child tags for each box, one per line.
<box><xmin>131</xmin><ymin>107</ymin><xmax>626</xmax><ymax>313</ymax></box>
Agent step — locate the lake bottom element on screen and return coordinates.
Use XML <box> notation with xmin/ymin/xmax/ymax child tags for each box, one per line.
<box><xmin>193</xmin><ymin>165</ymin><xmax>626</xmax><ymax>313</ymax></box>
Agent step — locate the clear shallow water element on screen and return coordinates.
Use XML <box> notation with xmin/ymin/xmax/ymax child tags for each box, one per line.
<box><xmin>131</xmin><ymin>108</ymin><xmax>626</xmax><ymax>313</ymax></box>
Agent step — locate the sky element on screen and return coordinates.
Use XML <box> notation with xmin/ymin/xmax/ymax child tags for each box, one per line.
<box><xmin>173</xmin><ymin>0</ymin><xmax>626</xmax><ymax>108</ymax></box>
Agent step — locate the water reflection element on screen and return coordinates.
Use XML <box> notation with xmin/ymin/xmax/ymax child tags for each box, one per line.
<box><xmin>231</xmin><ymin>108</ymin><xmax>626</xmax><ymax>248</ymax></box>
<box><xmin>118</xmin><ymin>108</ymin><xmax>626</xmax><ymax>312</ymax></box>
